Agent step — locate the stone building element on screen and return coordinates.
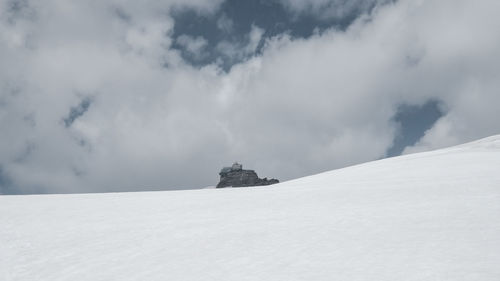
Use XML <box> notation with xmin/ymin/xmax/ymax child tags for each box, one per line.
<box><xmin>216</xmin><ymin>162</ymin><xmax>279</xmax><ymax>188</ymax></box>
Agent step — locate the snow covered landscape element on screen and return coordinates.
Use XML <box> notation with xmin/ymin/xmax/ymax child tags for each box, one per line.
<box><xmin>2</xmin><ymin>0</ymin><xmax>500</xmax><ymax>279</ymax></box>
<box><xmin>1</xmin><ymin>135</ymin><xmax>499</xmax><ymax>281</ymax></box>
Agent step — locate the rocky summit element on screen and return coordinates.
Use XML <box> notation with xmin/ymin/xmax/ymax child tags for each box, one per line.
<box><xmin>216</xmin><ymin>162</ymin><xmax>279</xmax><ymax>188</ymax></box>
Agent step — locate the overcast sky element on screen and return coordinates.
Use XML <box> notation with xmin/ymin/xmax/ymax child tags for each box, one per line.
<box><xmin>1</xmin><ymin>0</ymin><xmax>500</xmax><ymax>194</ymax></box>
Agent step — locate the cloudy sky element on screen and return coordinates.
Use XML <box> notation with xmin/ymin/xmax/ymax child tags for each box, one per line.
<box><xmin>1</xmin><ymin>0</ymin><xmax>499</xmax><ymax>194</ymax></box>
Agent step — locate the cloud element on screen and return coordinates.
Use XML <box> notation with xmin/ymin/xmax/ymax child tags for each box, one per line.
<box><xmin>216</xmin><ymin>24</ymin><xmax>264</xmax><ymax>63</ymax></box>
<box><xmin>277</xmin><ymin>0</ymin><xmax>392</xmax><ymax>21</ymax></box>
<box><xmin>216</xmin><ymin>13</ymin><xmax>233</xmax><ymax>33</ymax></box>
<box><xmin>63</xmin><ymin>97</ymin><xmax>93</xmax><ymax>127</ymax></box>
<box><xmin>176</xmin><ymin>34</ymin><xmax>208</xmax><ymax>60</ymax></box>
<box><xmin>1</xmin><ymin>0</ymin><xmax>500</xmax><ymax>194</ymax></box>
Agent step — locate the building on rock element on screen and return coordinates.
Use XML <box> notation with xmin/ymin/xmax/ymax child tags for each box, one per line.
<box><xmin>216</xmin><ymin>162</ymin><xmax>279</xmax><ymax>188</ymax></box>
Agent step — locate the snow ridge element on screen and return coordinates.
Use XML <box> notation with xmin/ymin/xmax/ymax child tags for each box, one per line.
<box><xmin>1</xmin><ymin>135</ymin><xmax>500</xmax><ymax>281</ymax></box>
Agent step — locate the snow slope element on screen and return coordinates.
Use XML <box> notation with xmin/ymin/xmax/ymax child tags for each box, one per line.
<box><xmin>1</xmin><ymin>136</ymin><xmax>500</xmax><ymax>281</ymax></box>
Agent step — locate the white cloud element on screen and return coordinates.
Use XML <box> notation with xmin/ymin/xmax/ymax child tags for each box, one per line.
<box><xmin>176</xmin><ymin>34</ymin><xmax>208</xmax><ymax>59</ymax></box>
<box><xmin>216</xmin><ymin>24</ymin><xmax>264</xmax><ymax>62</ymax></box>
<box><xmin>1</xmin><ymin>0</ymin><xmax>500</xmax><ymax>193</ymax></box>
<box><xmin>278</xmin><ymin>0</ymin><xmax>391</xmax><ymax>21</ymax></box>
<box><xmin>216</xmin><ymin>13</ymin><xmax>233</xmax><ymax>33</ymax></box>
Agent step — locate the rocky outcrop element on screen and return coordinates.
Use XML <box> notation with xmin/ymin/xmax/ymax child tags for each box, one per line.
<box><xmin>216</xmin><ymin>162</ymin><xmax>279</xmax><ymax>188</ymax></box>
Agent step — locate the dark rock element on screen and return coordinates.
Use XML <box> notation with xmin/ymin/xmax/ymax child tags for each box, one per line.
<box><xmin>216</xmin><ymin>162</ymin><xmax>279</xmax><ymax>188</ymax></box>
